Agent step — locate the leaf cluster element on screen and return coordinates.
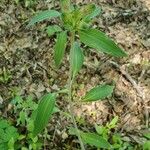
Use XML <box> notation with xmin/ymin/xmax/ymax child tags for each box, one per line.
<box><xmin>28</xmin><ymin>0</ymin><xmax>127</xmax><ymax>77</ymax></box>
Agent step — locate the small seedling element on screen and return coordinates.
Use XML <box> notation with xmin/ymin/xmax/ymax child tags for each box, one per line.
<box><xmin>27</xmin><ymin>0</ymin><xmax>127</xmax><ymax>149</ymax></box>
<box><xmin>0</xmin><ymin>67</ymin><xmax>12</xmax><ymax>84</ymax></box>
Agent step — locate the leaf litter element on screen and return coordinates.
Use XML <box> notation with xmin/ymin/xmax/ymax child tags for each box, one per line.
<box><xmin>0</xmin><ymin>0</ymin><xmax>150</xmax><ymax>149</ymax></box>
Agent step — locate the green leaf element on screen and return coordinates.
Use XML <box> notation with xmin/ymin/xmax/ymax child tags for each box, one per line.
<box><xmin>33</xmin><ymin>93</ymin><xmax>56</xmax><ymax>137</ymax></box>
<box><xmin>144</xmin><ymin>132</ymin><xmax>150</xmax><ymax>140</ymax></box>
<box><xmin>70</xmin><ymin>42</ymin><xmax>84</xmax><ymax>78</ymax></box>
<box><xmin>3</xmin><ymin>126</ymin><xmax>19</xmax><ymax>142</ymax></box>
<box><xmin>143</xmin><ymin>141</ymin><xmax>150</xmax><ymax>150</ymax></box>
<box><xmin>79</xmin><ymin>28</ymin><xmax>127</xmax><ymax>57</ymax></box>
<box><xmin>0</xmin><ymin>120</ymin><xmax>10</xmax><ymax>129</ymax></box>
<box><xmin>81</xmin><ymin>132</ymin><xmax>111</xmax><ymax>149</ymax></box>
<box><xmin>95</xmin><ymin>124</ymin><xmax>106</xmax><ymax>135</ymax></box>
<box><xmin>84</xmin><ymin>5</ymin><xmax>101</xmax><ymax>21</ymax></box>
<box><xmin>27</xmin><ymin>10</ymin><xmax>61</xmax><ymax>27</ymax></box>
<box><xmin>0</xmin><ymin>143</ymin><xmax>7</xmax><ymax>150</ymax></box>
<box><xmin>46</xmin><ymin>25</ymin><xmax>62</xmax><ymax>37</ymax></box>
<box><xmin>54</xmin><ymin>31</ymin><xmax>67</xmax><ymax>68</ymax></box>
<box><xmin>27</xmin><ymin>120</ymin><xmax>34</xmax><ymax>132</ymax></box>
<box><xmin>52</xmin><ymin>107</ymin><xmax>60</xmax><ymax>114</ymax></box>
<box><xmin>8</xmin><ymin>137</ymin><xmax>15</xmax><ymax>149</ymax></box>
<box><xmin>83</xmin><ymin>84</ymin><xmax>114</xmax><ymax>102</ymax></box>
<box><xmin>107</xmin><ymin>116</ymin><xmax>118</xmax><ymax>129</ymax></box>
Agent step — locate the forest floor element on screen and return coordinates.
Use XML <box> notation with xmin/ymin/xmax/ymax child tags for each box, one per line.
<box><xmin>0</xmin><ymin>0</ymin><xmax>150</xmax><ymax>149</ymax></box>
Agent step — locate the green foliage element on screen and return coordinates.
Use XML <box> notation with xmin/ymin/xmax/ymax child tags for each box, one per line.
<box><xmin>33</xmin><ymin>93</ymin><xmax>56</xmax><ymax>137</ymax></box>
<box><xmin>144</xmin><ymin>132</ymin><xmax>150</xmax><ymax>140</ymax></box>
<box><xmin>83</xmin><ymin>84</ymin><xmax>114</xmax><ymax>102</ymax></box>
<box><xmin>143</xmin><ymin>132</ymin><xmax>150</xmax><ymax>150</ymax></box>
<box><xmin>0</xmin><ymin>67</ymin><xmax>12</xmax><ymax>84</ymax></box>
<box><xmin>54</xmin><ymin>31</ymin><xmax>67</xmax><ymax>68</ymax></box>
<box><xmin>11</xmin><ymin>95</ymin><xmax>42</xmax><ymax>149</ymax></box>
<box><xmin>70</xmin><ymin>117</ymin><xmax>150</xmax><ymax>150</ymax></box>
<box><xmin>9</xmin><ymin>93</ymin><xmax>59</xmax><ymax>149</ymax></box>
<box><xmin>95</xmin><ymin>116</ymin><xmax>118</xmax><ymax>140</ymax></box>
<box><xmin>79</xmin><ymin>28</ymin><xmax>127</xmax><ymax>57</ymax></box>
<box><xmin>70</xmin><ymin>42</ymin><xmax>84</xmax><ymax>78</ymax></box>
<box><xmin>0</xmin><ymin>119</ymin><xmax>19</xmax><ymax>150</ymax></box>
<box><xmin>143</xmin><ymin>141</ymin><xmax>150</xmax><ymax>150</ymax></box>
<box><xmin>11</xmin><ymin>93</ymin><xmax>59</xmax><ymax>148</ymax></box>
<box><xmin>28</xmin><ymin>10</ymin><xmax>61</xmax><ymax>27</ymax></box>
<box><xmin>11</xmin><ymin>95</ymin><xmax>38</xmax><ymax>127</ymax></box>
<box><xmin>28</xmin><ymin>1</ymin><xmax>127</xmax><ymax>75</ymax></box>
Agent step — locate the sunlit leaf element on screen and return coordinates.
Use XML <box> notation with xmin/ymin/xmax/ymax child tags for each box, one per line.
<box><xmin>79</xmin><ymin>28</ymin><xmax>127</xmax><ymax>57</ymax></box>
<box><xmin>70</xmin><ymin>42</ymin><xmax>84</xmax><ymax>78</ymax></box>
<box><xmin>33</xmin><ymin>93</ymin><xmax>56</xmax><ymax>137</ymax></box>
<box><xmin>81</xmin><ymin>132</ymin><xmax>111</xmax><ymax>149</ymax></box>
<box><xmin>54</xmin><ymin>31</ymin><xmax>67</xmax><ymax>67</ymax></box>
<box><xmin>27</xmin><ymin>10</ymin><xmax>61</xmax><ymax>27</ymax></box>
<box><xmin>107</xmin><ymin>116</ymin><xmax>118</xmax><ymax>129</ymax></box>
<box><xmin>143</xmin><ymin>141</ymin><xmax>150</xmax><ymax>150</ymax></box>
<box><xmin>144</xmin><ymin>133</ymin><xmax>150</xmax><ymax>140</ymax></box>
<box><xmin>95</xmin><ymin>124</ymin><xmax>106</xmax><ymax>135</ymax></box>
<box><xmin>83</xmin><ymin>84</ymin><xmax>114</xmax><ymax>102</ymax></box>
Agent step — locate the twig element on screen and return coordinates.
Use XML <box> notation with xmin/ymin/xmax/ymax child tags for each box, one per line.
<box><xmin>108</xmin><ymin>60</ymin><xmax>144</xmax><ymax>100</ymax></box>
<box><xmin>108</xmin><ymin>60</ymin><xmax>149</xmax><ymax>127</ymax></box>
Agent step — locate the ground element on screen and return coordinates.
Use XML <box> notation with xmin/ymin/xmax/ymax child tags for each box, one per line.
<box><xmin>0</xmin><ymin>0</ymin><xmax>150</xmax><ymax>149</ymax></box>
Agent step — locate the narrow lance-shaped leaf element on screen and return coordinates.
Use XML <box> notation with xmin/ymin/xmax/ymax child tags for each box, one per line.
<box><xmin>81</xmin><ymin>132</ymin><xmax>111</xmax><ymax>149</ymax></box>
<box><xmin>54</xmin><ymin>31</ymin><xmax>67</xmax><ymax>68</ymax></box>
<box><xmin>27</xmin><ymin>10</ymin><xmax>61</xmax><ymax>27</ymax></box>
<box><xmin>33</xmin><ymin>93</ymin><xmax>56</xmax><ymax>137</ymax></box>
<box><xmin>79</xmin><ymin>28</ymin><xmax>127</xmax><ymax>57</ymax></box>
<box><xmin>83</xmin><ymin>84</ymin><xmax>114</xmax><ymax>102</ymax></box>
<box><xmin>70</xmin><ymin>42</ymin><xmax>84</xmax><ymax>78</ymax></box>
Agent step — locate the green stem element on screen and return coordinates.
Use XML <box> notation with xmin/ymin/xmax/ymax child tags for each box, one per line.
<box><xmin>68</xmin><ymin>31</ymin><xmax>85</xmax><ymax>150</ymax></box>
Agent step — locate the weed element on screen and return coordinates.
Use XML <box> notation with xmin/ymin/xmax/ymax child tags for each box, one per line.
<box><xmin>69</xmin><ymin>117</ymin><xmax>150</xmax><ymax>150</ymax></box>
<box><xmin>27</xmin><ymin>0</ymin><xmax>128</xmax><ymax>149</ymax></box>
